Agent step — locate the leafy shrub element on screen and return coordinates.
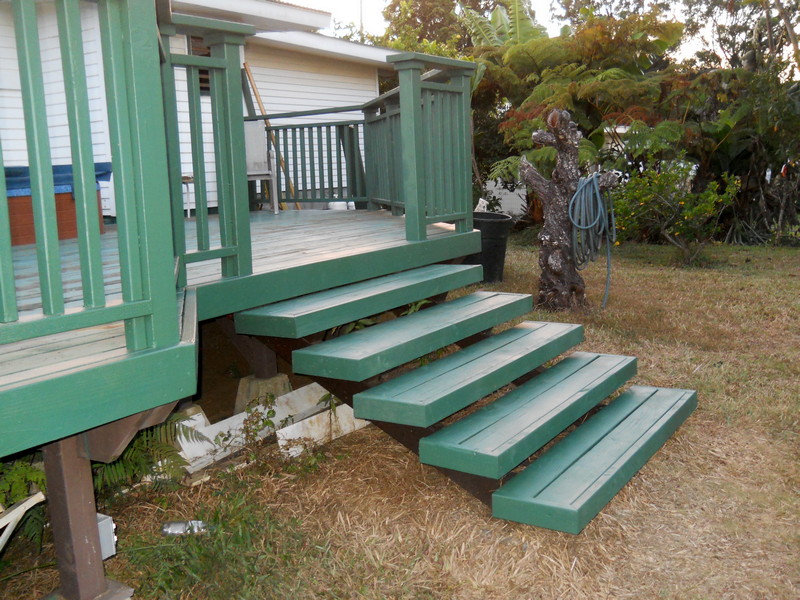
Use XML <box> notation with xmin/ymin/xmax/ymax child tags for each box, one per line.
<box><xmin>612</xmin><ymin>156</ymin><xmax>739</xmax><ymax>264</ymax></box>
<box><xmin>0</xmin><ymin>454</ymin><xmax>47</xmax><ymax>551</ymax></box>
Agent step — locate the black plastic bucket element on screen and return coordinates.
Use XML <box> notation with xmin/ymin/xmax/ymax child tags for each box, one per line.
<box><xmin>465</xmin><ymin>211</ymin><xmax>514</xmax><ymax>283</ymax></box>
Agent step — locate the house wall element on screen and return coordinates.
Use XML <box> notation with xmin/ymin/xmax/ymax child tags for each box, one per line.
<box><xmin>246</xmin><ymin>44</ymin><xmax>378</xmax><ymax>121</ymax></box>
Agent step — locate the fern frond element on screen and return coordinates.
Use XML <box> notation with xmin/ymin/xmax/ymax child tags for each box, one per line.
<box><xmin>457</xmin><ymin>5</ymin><xmax>501</xmax><ymax>47</ymax></box>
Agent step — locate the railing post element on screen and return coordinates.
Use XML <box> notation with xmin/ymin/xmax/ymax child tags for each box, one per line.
<box><xmin>393</xmin><ymin>58</ymin><xmax>427</xmax><ymax>241</ymax></box>
<box><xmin>207</xmin><ymin>32</ymin><xmax>252</xmax><ymax>277</ymax></box>
<box><xmin>452</xmin><ymin>71</ymin><xmax>474</xmax><ymax>234</ymax></box>
<box><xmin>158</xmin><ymin>25</ymin><xmax>188</xmax><ymax>288</ymax></box>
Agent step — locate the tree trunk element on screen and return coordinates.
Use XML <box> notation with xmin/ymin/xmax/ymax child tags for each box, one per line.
<box><xmin>519</xmin><ymin>109</ymin><xmax>586</xmax><ymax>310</ymax></box>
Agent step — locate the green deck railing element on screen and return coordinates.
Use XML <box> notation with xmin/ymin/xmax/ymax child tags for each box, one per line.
<box><xmin>244</xmin><ymin>107</ymin><xmax>367</xmax><ymax>206</ymax></box>
<box><xmin>159</xmin><ymin>15</ymin><xmax>256</xmax><ymax>287</ymax></box>
<box><xmin>251</xmin><ymin>53</ymin><xmax>476</xmax><ymax>242</ymax></box>
<box><xmin>1</xmin><ymin>0</ymin><xmax>179</xmax><ymax>351</ymax></box>
<box><xmin>372</xmin><ymin>54</ymin><xmax>475</xmax><ymax>241</ymax></box>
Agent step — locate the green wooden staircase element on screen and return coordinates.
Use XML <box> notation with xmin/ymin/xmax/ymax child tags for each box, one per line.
<box><xmin>235</xmin><ymin>264</ymin><xmax>696</xmax><ymax>534</ymax></box>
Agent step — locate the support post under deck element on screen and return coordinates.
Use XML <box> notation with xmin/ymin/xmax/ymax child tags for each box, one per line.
<box><xmin>42</xmin><ymin>435</ymin><xmax>132</xmax><ymax>600</ymax></box>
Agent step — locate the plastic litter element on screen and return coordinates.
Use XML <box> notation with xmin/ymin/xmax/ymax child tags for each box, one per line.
<box><xmin>161</xmin><ymin>520</ymin><xmax>212</xmax><ymax>536</ymax></box>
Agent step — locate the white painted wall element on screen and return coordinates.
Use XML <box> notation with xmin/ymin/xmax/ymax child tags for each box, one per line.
<box><xmin>246</xmin><ymin>43</ymin><xmax>377</xmax><ymax>200</ymax></box>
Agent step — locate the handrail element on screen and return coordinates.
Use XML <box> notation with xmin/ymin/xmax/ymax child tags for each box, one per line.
<box><xmin>246</xmin><ymin>105</ymin><xmax>365</xmax><ymax>122</ymax></box>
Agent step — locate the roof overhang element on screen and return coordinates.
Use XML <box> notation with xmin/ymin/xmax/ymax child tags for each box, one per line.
<box><xmin>170</xmin><ymin>0</ymin><xmax>331</xmax><ymax>33</ymax></box>
<box><xmin>251</xmin><ymin>31</ymin><xmax>400</xmax><ymax>73</ymax></box>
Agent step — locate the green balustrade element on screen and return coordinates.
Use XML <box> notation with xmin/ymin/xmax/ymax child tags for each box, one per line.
<box><xmin>1</xmin><ymin>0</ymin><xmax>180</xmax><ymax>350</ymax></box>
<box><xmin>159</xmin><ymin>16</ymin><xmax>255</xmax><ymax>284</ymax></box>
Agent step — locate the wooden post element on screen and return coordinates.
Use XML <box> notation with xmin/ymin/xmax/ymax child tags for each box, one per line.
<box><xmin>42</xmin><ymin>436</ymin><xmax>122</xmax><ymax>600</ymax></box>
<box><xmin>394</xmin><ymin>58</ymin><xmax>427</xmax><ymax>242</ymax></box>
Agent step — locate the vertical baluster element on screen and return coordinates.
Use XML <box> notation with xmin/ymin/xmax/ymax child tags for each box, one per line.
<box><xmin>448</xmin><ymin>91</ymin><xmax>459</xmax><ymax>218</ymax></box>
<box><xmin>326</xmin><ymin>126</ymin><xmax>334</xmax><ymax>199</ymax></box>
<box><xmin>187</xmin><ymin>66</ymin><xmax>210</xmax><ymax>250</ymax></box>
<box><xmin>12</xmin><ymin>0</ymin><xmax>64</xmax><ymax>316</ymax></box>
<box><xmin>209</xmin><ymin>33</ymin><xmax>251</xmax><ymax>277</ymax></box>
<box><xmin>335</xmin><ymin>126</ymin><xmax>344</xmax><ymax>199</ymax></box>
<box><xmin>280</xmin><ymin>127</ymin><xmax>290</xmax><ymax>202</ymax></box>
<box><xmin>98</xmin><ymin>0</ymin><xmax>146</xmax><ymax>345</ymax></box>
<box><xmin>289</xmin><ymin>127</ymin><xmax>299</xmax><ymax>203</ymax></box>
<box><xmin>0</xmin><ymin>139</ymin><xmax>16</xmax><ymax>323</ymax></box>
<box><xmin>441</xmin><ymin>91</ymin><xmax>454</xmax><ymax>216</ymax></box>
<box><xmin>309</xmin><ymin>126</ymin><xmax>317</xmax><ymax>201</ymax></box>
<box><xmin>299</xmin><ymin>126</ymin><xmax>307</xmax><ymax>200</ymax></box>
<box><xmin>422</xmin><ymin>90</ymin><xmax>434</xmax><ymax>218</ymax></box>
<box><xmin>159</xmin><ymin>30</ymin><xmax>187</xmax><ymax>287</ymax></box>
<box><xmin>56</xmin><ymin>0</ymin><xmax>105</xmax><ymax>309</ymax></box>
<box><xmin>316</xmin><ymin>126</ymin><xmax>324</xmax><ymax>200</ymax></box>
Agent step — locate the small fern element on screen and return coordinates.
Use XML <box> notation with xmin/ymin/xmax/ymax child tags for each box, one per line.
<box><xmin>93</xmin><ymin>415</ymin><xmax>200</xmax><ymax>494</ymax></box>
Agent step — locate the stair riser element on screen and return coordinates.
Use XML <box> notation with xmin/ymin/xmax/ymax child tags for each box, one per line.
<box><xmin>354</xmin><ymin>324</ymin><xmax>584</xmax><ymax>427</ymax></box>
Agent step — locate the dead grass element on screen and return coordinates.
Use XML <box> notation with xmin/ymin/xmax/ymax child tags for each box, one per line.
<box><xmin>2</xmin><ymin>241</ymin><xmax>798</xmax><ymax>599</ymax></box>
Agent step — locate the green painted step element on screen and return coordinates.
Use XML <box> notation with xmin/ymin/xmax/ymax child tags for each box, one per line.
<box><xmin>353</xmin><ymin>321</ymin><xmax>583</xmax><ymax>427</ymax></box>
<box><xmin>234</xmin><ymin>264</ymin><xmax>483</xmax><ymax>338</ymax></box>
<box><xmin>292</xmin><ymin>291</ymin><xmax>532</xmax><ymax>382</ymax></box>
<box><xmin>419</xmin><ymin>352</ymin><xmax>637</xmax><ymax>479</ymax></box>
<box><xmin>492</xmin><ymin>386</ymin><xmax>697</xmax><ymax>534</ymax></box>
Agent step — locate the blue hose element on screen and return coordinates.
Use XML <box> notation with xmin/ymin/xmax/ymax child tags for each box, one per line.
<box><xmin>568</xmin><ymin>173</ymin><xmax>617</xmax><ymax>308</ymax></box>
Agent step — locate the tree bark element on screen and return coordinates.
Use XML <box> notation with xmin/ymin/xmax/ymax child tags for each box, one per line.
<box><xmin>519</xmin><ymin>109</ymin><xmax>586</xmax><ymax>310</ymax></box>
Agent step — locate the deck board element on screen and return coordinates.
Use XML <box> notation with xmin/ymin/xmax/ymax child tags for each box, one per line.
<box><xmin>10</xmin><ymin>209</ymin><xmax>460</xmax><ymax>318</ymax></box>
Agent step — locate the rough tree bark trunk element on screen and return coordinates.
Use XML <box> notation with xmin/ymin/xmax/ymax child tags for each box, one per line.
<box><xmin>519</xmin><ymin>109</ymin><xmax>586</xmax><ymax>310</ymax></box>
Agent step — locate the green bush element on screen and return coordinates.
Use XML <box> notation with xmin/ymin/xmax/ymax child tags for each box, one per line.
<box><xmin>612</xmin><ymin>157</ymin><xmax>739</xmax><ymax>264</ymax></box>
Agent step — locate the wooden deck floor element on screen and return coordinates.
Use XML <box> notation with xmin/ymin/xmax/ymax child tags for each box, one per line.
<box><xmin>12</xmin><ymin>209</ymin><xmax>459</xmax><ymax>318</ymax></box>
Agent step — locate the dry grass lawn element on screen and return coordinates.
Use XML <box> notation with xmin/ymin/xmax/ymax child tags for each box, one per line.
<box><xmin>2</xmin><ymin>239</ymin><xmax>798</xmax><ymax>599</ymax></box>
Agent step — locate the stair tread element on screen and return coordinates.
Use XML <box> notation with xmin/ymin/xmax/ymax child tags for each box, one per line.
<box><xmin>292</xmin><ymin>291</ymin><xmax>532</xmax><ymax>381</ymax></box>
<box><xmin>235</xmin><ymin>264</ymin><xmax>483</xmax><ymax>338</ymax></box>
<box><xmin>419</xmin><ymin>352</ymin><xmax>637</xmax><ymax>478</ymax></box>
<box><xmin>492</xmin><ymin>385</ymin><xmax>697</xmax><ymax>534</ymax></box>
<box><xmin>354</xmin><ymin>321</ymin><xmax>583</xmax><ymax>427</ymax></box>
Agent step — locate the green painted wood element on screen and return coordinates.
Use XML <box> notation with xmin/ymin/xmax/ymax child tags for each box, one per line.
<box><xmin>419</xmin><ymin>352</ymin><xmax>638</xmax><ymax>478</ymax></box>
<box><xmin>98</xmin><ymin>0</ymin><xmax>148</xmax><ymax>348</ymax></box>
<box><xmin>292</xmin><ymin>291</ymin><xmax>532</xmax><ymax>382</ymax></box>
<box><xmin>492</xmin><ymin>386</ymin><xmax>697</xmax><ymax>534</ymax></box>
<box><xmin>354</xmin><ymin>321</ymin><xmax>584</xmax><ymax>427</ymax></box>
<box><xmin>195</xmin><ymin>228</ymin><xmax>481</xmax><ymax>321</ymax></box>
<box><xmin>0</xmin><ymin>137</ymin><xmax>15</xmax><ymax>323</ymax></box>
<box><xmin>208</xmin><ymin>32</ymin><xmax>252</xmax><ymax>278</ymax></box>
<box><xmin>56</xmin><ymin>0</ymin><xmax>105</xmax><ymax>310</ymax></box>
<box><xmin>395</xmin><ymin>59</ymin><xmax>426</xmax><ymax>241</ymax></box>
<box><xmin>0</xmin><ymin>340</ymin><xmax>197</xmax><ymax>460</ymax></box>
<box><xmin>0</xmin><ymin>300</ymin><xmax>153</xmax><ymax>346</ymax></box>
<box><xmin>158</xmin><ymin>34</ymin><xmax>188</xmax><ymax>288</ymax></box>
<box><xmin>187</xmin><ymin>65</ymin><xmax>211</xmax><ymax>251</ymax></box>
<box><xmin>13</xmin><ymin>0</ymin><xmax>64</xmax><ymax>316</ymax></box>
<box><xmin>235</xmin><ymin>264</ymin><xmax>482</xmax><ymax>338</ymax></box>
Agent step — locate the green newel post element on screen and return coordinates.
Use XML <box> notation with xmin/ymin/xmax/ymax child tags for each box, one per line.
<box><xmin>394</xmin><ymin>58</ymin><xmax>427</xmax><ymax>242</ymax></box>
<box><xmin>208</xmin><ymin>32</ymin><xmax>253</xmax><ymax>277</ymax></box>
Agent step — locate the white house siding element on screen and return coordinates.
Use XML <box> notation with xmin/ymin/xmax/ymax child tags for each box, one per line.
<box><xmin>0</xmin><ymin>2</ymin><xmax>114</xmax><ymax>212</ymax></box>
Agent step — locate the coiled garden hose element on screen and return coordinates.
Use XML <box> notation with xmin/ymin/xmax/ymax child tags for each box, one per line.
<box><xmin>568</xmin><ymin>173</ymin><xmax>617</xmax><ymax>309</ymax></box>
